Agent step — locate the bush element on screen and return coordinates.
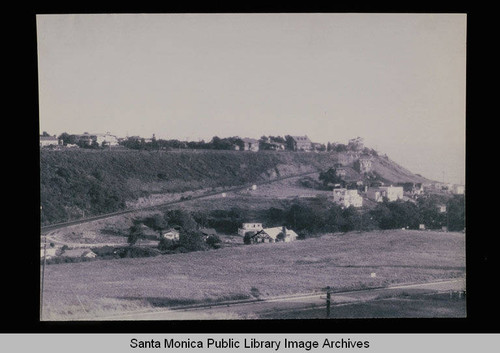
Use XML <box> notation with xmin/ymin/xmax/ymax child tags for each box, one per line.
<box><xmin>206</xmin><ymin>234</ymin><xmax>222</xmax><ymax>249</ymax></box>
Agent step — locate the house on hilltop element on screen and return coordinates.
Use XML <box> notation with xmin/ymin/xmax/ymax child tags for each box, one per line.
<box><xmin>241</xmin><ymin>138</ymin><xmax>260</xmax><ymax>152</ymax></box>
<box><xmin>290</xmin><ymin>135</ymin><xmax>313</xmax><ymax>152</ymax></box>
<box><xmin>40</xmin><ymin>135</ymin><xmax>61</xmax><ymax>147</ymax></box>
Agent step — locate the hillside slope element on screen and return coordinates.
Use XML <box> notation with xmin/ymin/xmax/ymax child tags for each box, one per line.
<box><xmin>40</xmin><ymin>149</ymin><xmax>431</xmax><ymax>225</ymax></box>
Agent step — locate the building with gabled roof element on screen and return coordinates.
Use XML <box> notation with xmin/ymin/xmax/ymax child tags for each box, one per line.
<box><xmin>241</xmin><ymin>138</ymin><xmax>259</xmax><ymax>152</ymax></box>
<box><xmin>290</xmin><ymin>135</ymin><xmax>313</xmax><ymax>151</ymax></box>
<box><xmin>251</xmin><ymin>226</ymin><xmax>298</xmax><ymax>243</ymax></box>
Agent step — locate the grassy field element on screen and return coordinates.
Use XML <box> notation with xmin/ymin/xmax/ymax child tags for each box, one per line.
<box><xmin>260</xmin><ymin>292</ymin><xmax>466</xmax><ymax>319</ymax></box>
<box><xmin>41</xmin><ymin>229</ymin><xmax>465</xmax><ymax>320</ymax></box>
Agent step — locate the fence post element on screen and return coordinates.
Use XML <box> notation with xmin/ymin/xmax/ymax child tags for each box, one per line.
<box><xmin>326</xmin><ymin>286</ymin><xmax>331</xmax><ymax>318</ymax></box>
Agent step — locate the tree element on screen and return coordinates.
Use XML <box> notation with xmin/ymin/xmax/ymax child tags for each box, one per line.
<box><xmin>179</xmin><ymin>229</ymin><xmax>206</xmax><ymax>251</ymax></box>
<box><xmin>243</xmin><ymin>233</ymin><xmax>253</xmax><ymax>245</ymax></box>
<box><xmin>284</xmin><ymin>135</ymin><xmax>295</xmax><ymax>151</ymax></box>
<box><xmin>144</xmin><ymin>214</ymin><xmax>168</xmax><ymax>238</ymax></box>
<box><xmin>127</xmin><ymin>224</ymin><xmax>144</xmax><ymax>246</ymax></box>
<box><xmin>206</xmin><ymin>234</ymin><xmax>222</xmax><ymax>249</ymax></box>
<box><xmin>165</xmin><ymin>210</ymin><xmax>197</xmax><ymax>231</ymax></box>
<box><xmin>318</xmin><ymin>168</ymin><xmax>344</xmax><ymax>188</ymax></box>
<box><xmin>446</xmin><ymin>195</ymin><xmax>465</xmax><ymax>231</ymax></box>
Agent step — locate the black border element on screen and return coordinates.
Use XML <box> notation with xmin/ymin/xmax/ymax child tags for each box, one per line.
<box><xmin>11</xmin><ymin>3</ymin><xmax>488</xmax><ymax>334</ymax></box>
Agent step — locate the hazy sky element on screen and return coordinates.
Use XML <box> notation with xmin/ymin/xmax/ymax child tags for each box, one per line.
<box><xmin>37</xmin><ymin>13</ymin><xmax>466</xmax><ymax>184</ymax></box>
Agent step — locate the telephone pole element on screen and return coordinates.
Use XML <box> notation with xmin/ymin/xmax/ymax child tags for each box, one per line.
<box><xmin>40</xmin><ymin>206</ymin><xmax>47</xmax><ymax>320</ymax></box>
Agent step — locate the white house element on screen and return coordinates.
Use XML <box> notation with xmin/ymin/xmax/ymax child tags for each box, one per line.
<box><xmin>332</xmin><ymin>188</ymin><xmax>363</xmax><ymax>208</ymax></box>
<box><xmin>252</xmin><ymin>226</ymin><xmax>298</xmax><ymax>243</ymax></box>
<box><xmin>379</xmin><ymin>186</ymin><xmax>404</xmax><ymax>202</ymax></box>
<box><xmin>94</xmin><ymin>132</ymin><xmax>119</xmax><ymax>147</ymax></box>
<box><xmin>241</xmin><ymin>138</ymin><xmax>260</xmax><ymax>152</ymax></box>
<box><xmin>40</xmin><ymin>135</ymin><xmax>60</xmax><ymax>147</ymax></box>
<box><xmin>290</xmin><ymin>135</ymin><xmax>313</xmax><ymax>152</ymax></box>
<box><xmin>162</xmin><ymin>229</ymin><xmax>180</xmax><ymax>241</ymax></box>
<box><xmin>238</xmin><ymin>223</ymin><xmax>263</xmax><ymax>237</ymax></box>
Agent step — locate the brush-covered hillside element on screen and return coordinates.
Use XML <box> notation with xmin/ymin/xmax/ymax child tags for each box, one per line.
<box><xmin>40</xmin><ymin>149</ymin><xmax>430</xmax><ymax>225</ymax></box>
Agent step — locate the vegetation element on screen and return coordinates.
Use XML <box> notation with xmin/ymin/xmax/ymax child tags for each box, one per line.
<box><xmin>41</xmin><ymin>229</ymin><xmax>465</xmax><ymax>320</ymax></box>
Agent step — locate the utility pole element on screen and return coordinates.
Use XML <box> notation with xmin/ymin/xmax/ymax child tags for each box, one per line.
<box><xmin>40</xmin><ymin>206</ymin><xmax>47</xmax><ymax>320</ymax></box>
<box><xmin>326</xmin><ymin>286</ymin><xmax>331</xmax><ymax>318</ymax></box>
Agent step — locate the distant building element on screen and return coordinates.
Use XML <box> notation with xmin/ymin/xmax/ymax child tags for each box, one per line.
<box><xmin>238</xmin><ymin>223</ymin><xmax>263</xmax><ymax>237</ymax></box>
<box><xmin>40</xmin><ymin>135</ymin><xmax>60</xmax><ymax>147</ymax></box>
<box><xmin>355</xmin><ymin>156</ymin><xmax>373</xmax><ymax>174</ymax></box>
<box><xmin>94</xmin><ymin>132</ymin><xmax>119</xmax><ymax>147</ymax></box>
<box><xmin>267</xmin><ymin>142</ymin><xmax>285</xmax><ymax>150</ymax></box>
<box><xmin>40</xmin><ymin>247</ymin><xmax>57</xmax><ymax>259</ymax></box>
<box><xmin>241</xmin><ymin>138</ymin><xmax>260</xmax><ymax>152</ymax></box>
<box><xmin>332</xmin><ymin>188</ymin><xmax>363</xmax><ymax>208</ymax></box>
<box><xmin>451</xmin><ymin>185</ymin><xmax>465</xmax><ymax>195</ymax></box>
<box><xmin>366</xmin><ymin>188</ymin><xmax>383</xmax><ymax>202</ymax></box>
<box><xmin>199</xmin><ymin>227</ymin><xmax>217</xmax><ymax>240</ymax></box>
<box><xmin>437</xmin><ymin>205</ymin><xmax>447</xmax><ymax>213</ymax></box>
<box><xmin>251</xmin><ymin>226</ymin><xmax>298</xmax><ymax>243</ymax></box>
<box><xmin>290</xmin><ymin>135</ymin><xmax>313</xmax><ymax>152</ymax></box>
<box><xmin>162</xmin><ymin>229</ymin><xmax>180</xmax><ymax>241</ymax></box>
<box><xmin>379</xmin><ymin>186</ymin><xmax>404</xmax><ymax>201</ymax></box>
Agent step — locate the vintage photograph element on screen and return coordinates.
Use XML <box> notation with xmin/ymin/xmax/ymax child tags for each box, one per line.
<box><xmin>37</xmin><ymin>13</ymin><xmax>466</xmax><ymax>321</ymax></box>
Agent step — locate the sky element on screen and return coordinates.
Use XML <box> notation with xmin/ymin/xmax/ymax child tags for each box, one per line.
<box><xmin>36</xmin><ymin>13</ymin><xmax>466</xmax><ymax>184</ymax></box>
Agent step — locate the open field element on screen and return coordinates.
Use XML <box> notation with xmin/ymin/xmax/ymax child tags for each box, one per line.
<box><xmin>41</xmin><ymin>229</ymin><xmax>465</xmax><ymax>320</ymax></box>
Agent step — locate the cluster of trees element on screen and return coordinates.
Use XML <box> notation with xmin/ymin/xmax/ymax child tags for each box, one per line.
<box><xmin>119</xmin><ymin>136</ymin><xmax>246</xmax><ymax>151</ymax></box>
<box><xmin>127</xmin><ymin>210</ymin><xmax>222</xmax><ymax>253</ymax></box>
<box><xmin>258</xmin><ymin>194</ymin><xmax>465</xmax><ymax>236</ymax></box>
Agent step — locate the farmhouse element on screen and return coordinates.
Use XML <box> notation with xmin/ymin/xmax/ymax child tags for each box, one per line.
<box><xmin>238</xmin><ymin>223</ymin><xmax>263</xmax><ymax>237</ymax></box>
<box><xmin>40</xmin><ymin>135</ymin><xmax>61</xmax><ymax>147</ymax></box>
<box><xmin>332</xmin><ymin>188</ymin><xmax>363</xmax><ymax>208</ymax></box>
<box><xmin>199</xmin><ymin>227</ymin><xmax>217</xmax><ymax>240</ymax></box>
<box><xmin>251</xmin><ymin>226</ymin><xmax>298</xmax><ymax>243</ymax></box>
<box><xmin>290</xmin><ymin>135</ymin><xmax>313</xmax><ymax>152</ymax></box>
<box><xmin>241</xmin><ymin>138</ymin><xmax>260</xmax><ymax>152</ymax></box>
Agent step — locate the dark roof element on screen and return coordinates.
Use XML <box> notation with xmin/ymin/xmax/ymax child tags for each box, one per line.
<box><xmin>200</xmin><ymin>228</ymin><xmax>217</xmax><ymax>236</ymax></box>
<box><xmin>291</xmin><ymin>135</ymin><xmax>312</xmax><ymax>143</ymax></box>
<box><xmin>242</xmin><ymin>138</ymin><xmax>259</xmax><ymax>143</ymax></box>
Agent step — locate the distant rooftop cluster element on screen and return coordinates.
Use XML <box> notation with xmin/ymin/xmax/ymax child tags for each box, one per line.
<box><xmin>40</xmin><ymin>131</ymin><xmax>378</xmax><ymax>156</ymax></box>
